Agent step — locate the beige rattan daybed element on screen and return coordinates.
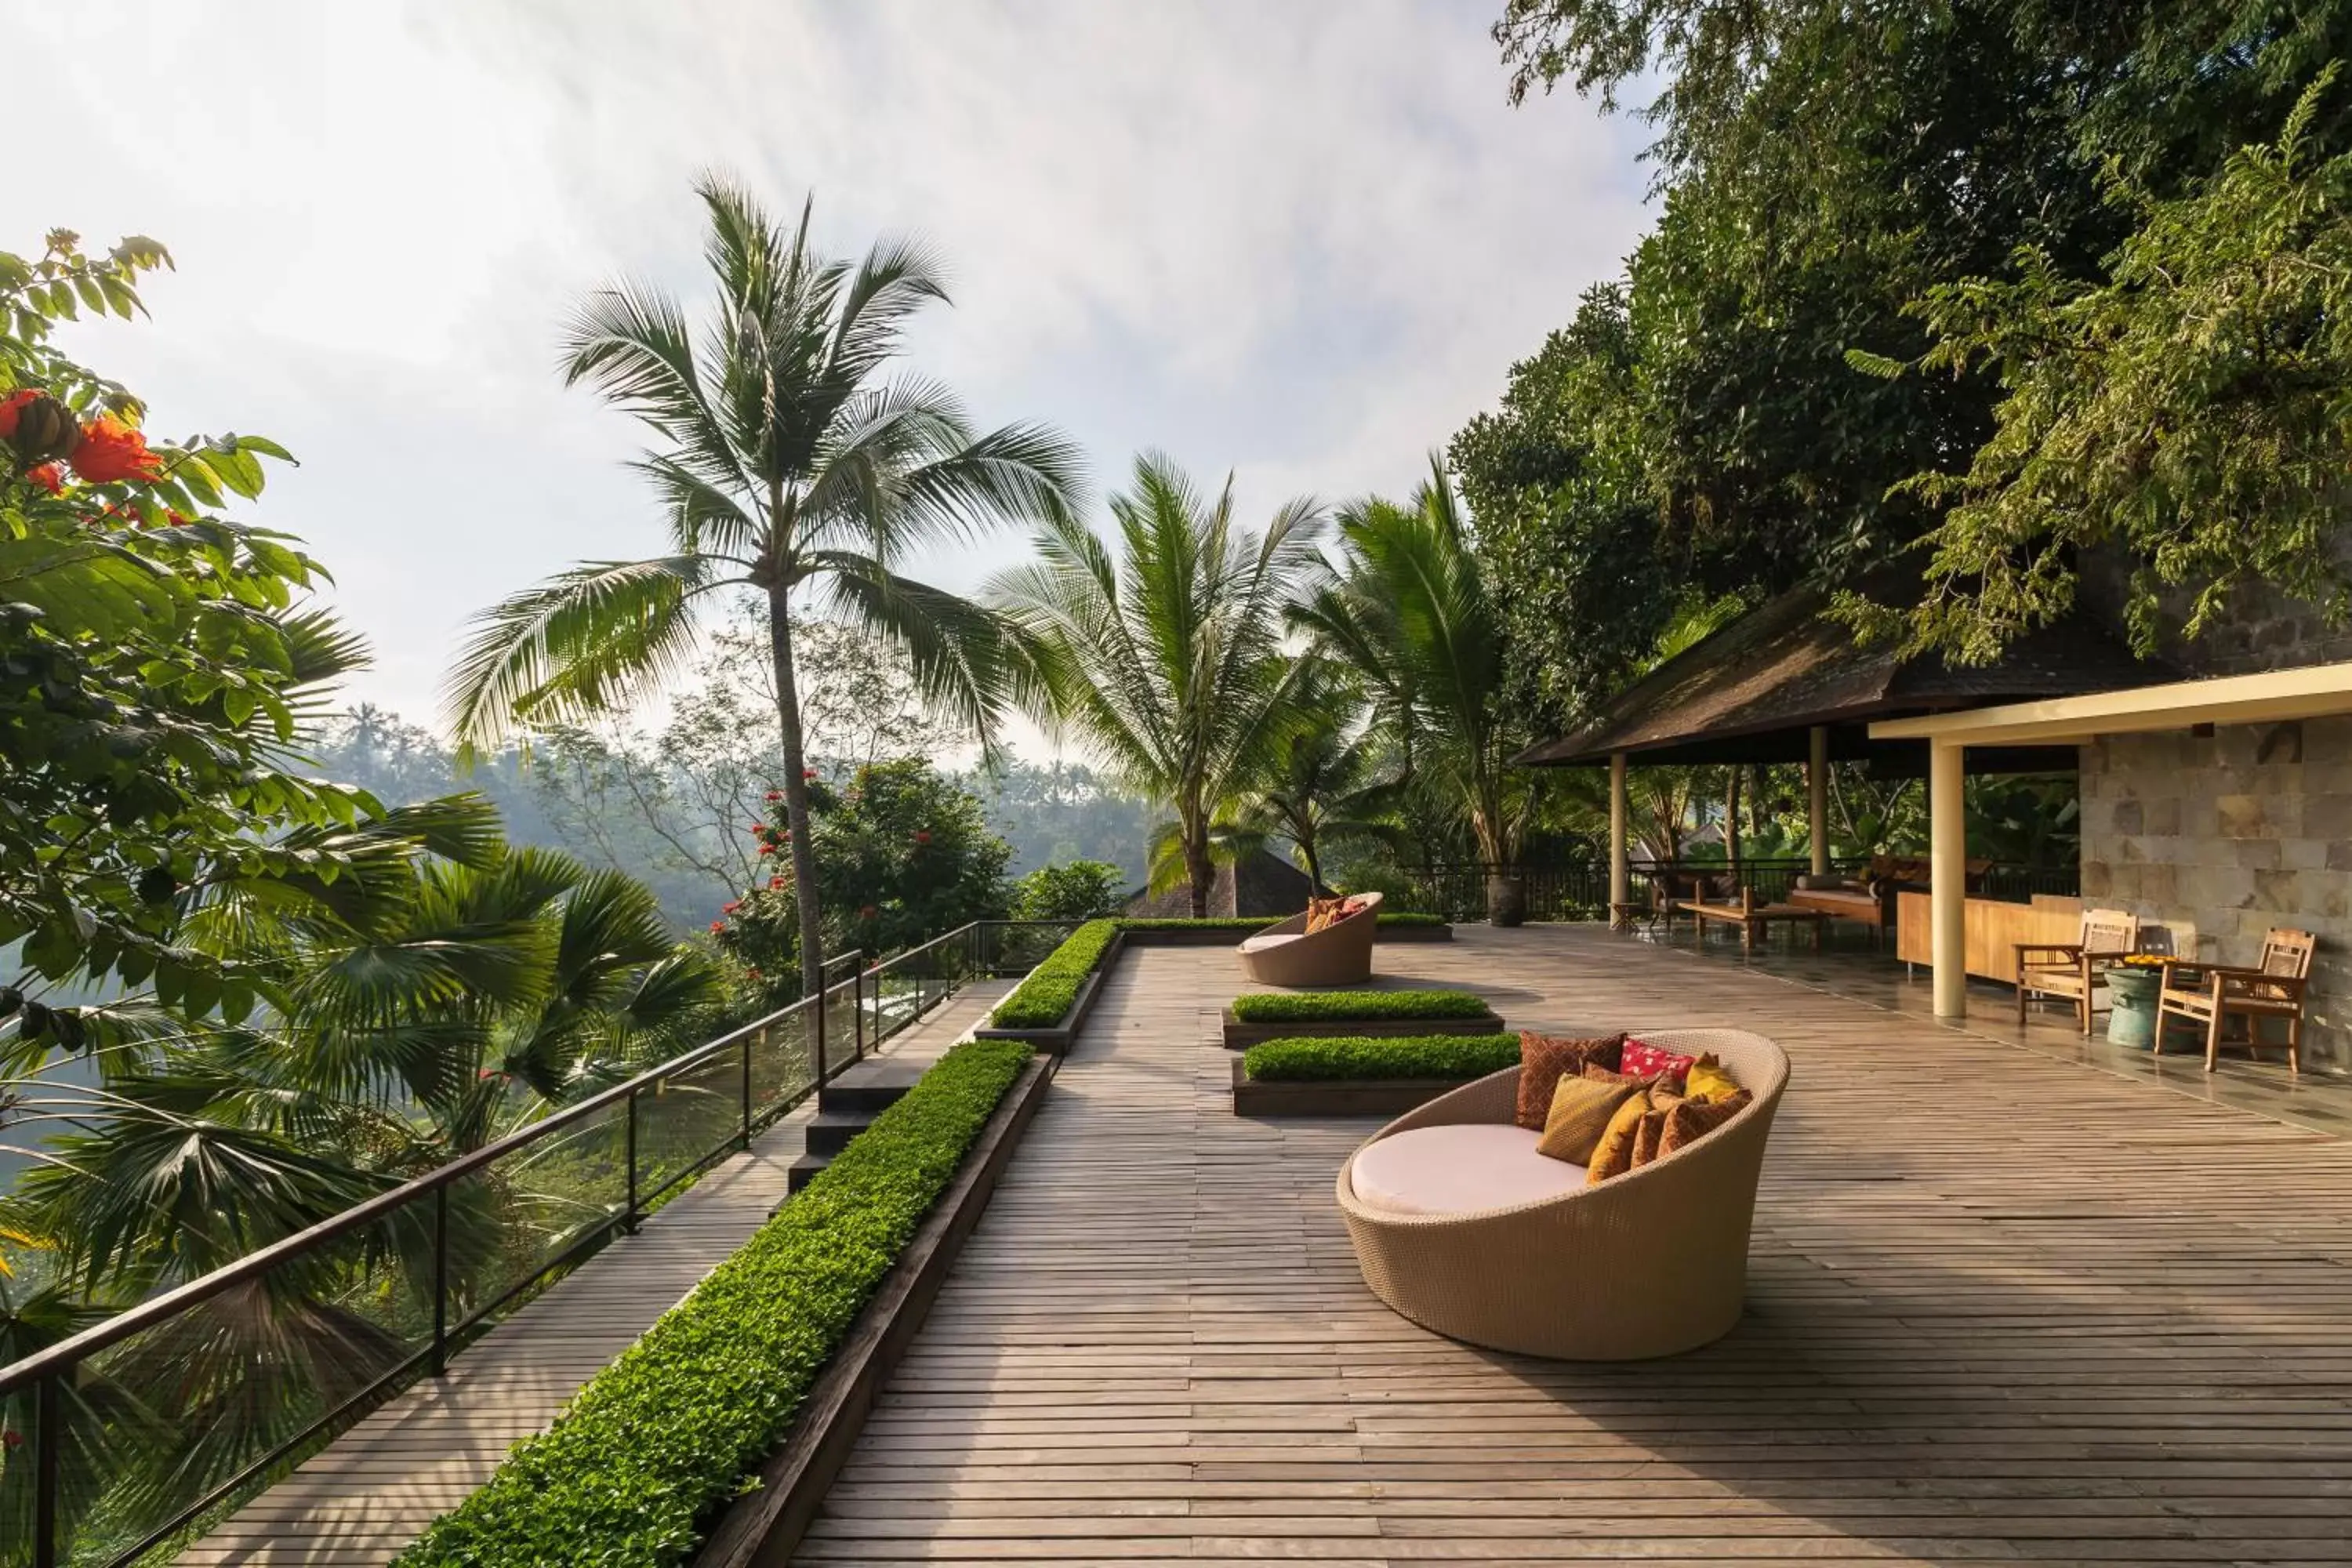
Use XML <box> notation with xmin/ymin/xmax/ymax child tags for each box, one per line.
<box><xmin>1336</xmin><ymin>1025</ymin><xmax>1789</xmax><ymax>1360</ymax></box>
<box><xmin>1237</xmin><ymin>890</ymin><xmax>1381</xmax><ymax>986</ymax></box>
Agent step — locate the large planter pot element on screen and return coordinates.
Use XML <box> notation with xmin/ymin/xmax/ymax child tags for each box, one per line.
<box><xmin>2106</xmin><ymin>965</ymin><xmax>2161</xmax><ymax>1050</ymax></box>
<box><xmin>1485</xmin><ymin>874</ymin><xmax>1526</xmax><ymax>928</ymax></box>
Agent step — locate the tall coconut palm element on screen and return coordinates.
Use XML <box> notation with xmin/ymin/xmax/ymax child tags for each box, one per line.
<box><xmin>992</xmin><ymin>454</ymin><xmax>1323</xmax><ymax>916</ymax></box>
<box><xmin>1212</xmin><ymin>659</ymin><xmax>1403</xmax><ymax>889</ymax></box>
<box><xmin>1294</xmin><ymin>456</ymin><xmax>1537</xmax><ymax>922</ymax></box>
<box><xmin>444</xmin><ymin>178</ymin><xmax>1081</xmax><ymax>1000</ymax></box>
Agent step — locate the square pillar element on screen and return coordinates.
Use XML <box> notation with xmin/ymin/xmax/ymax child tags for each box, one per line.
<box><xmin>1609</xmin><ymin>752</ymin><xmax>1629</xmax><ymax>913</ymax></box>
<box><xmin>1930</xmin><ymin>738</ymin><xmax>1967</xmax><ymax>1018</ymax></box>
<box><xmin>1807</xmin><ymin>725</ymin><xmax>1830</xmax><ymax>877</ymax></box>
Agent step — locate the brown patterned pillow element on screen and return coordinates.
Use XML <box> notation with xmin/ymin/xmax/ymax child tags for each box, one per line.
<box><xmin>1535</xmin><ymin>1073</ymin><xmax>1645</xmax><ymax>1164</ymax></box>
<box><xmin>1578</xmin><ymin>1060</ymin><xmax>1653</xmax><ymax>1088</ymax></box>
<box><xmin>1659</xmin><ymin>1091</ymin><xmax>1755</xmax><ymax>1157</ymax></box>
<box><xmin>1515</xmin><ymin>1031</ymin><xmax>1626</xmax><ymax>1130</ymax></box>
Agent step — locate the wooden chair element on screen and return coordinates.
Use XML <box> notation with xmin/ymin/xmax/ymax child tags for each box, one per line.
<box><xmin>2157</xmin><ymin>927</ymin><xmax>2317</xmax><ymax>1074</ymax></box>
<box><xmin>2013</xmin><ymin>907</ymin><xmax>2141</xmax><ymax>1034</ymax></box>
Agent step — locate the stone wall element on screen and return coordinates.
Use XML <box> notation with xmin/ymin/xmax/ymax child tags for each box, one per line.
<box><xmin>2079</xmin><ymin>717</ymin><xmax>2352</xmax><ymax>1071</ymax></box>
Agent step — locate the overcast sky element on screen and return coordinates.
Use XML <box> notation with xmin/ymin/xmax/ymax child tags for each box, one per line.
<box><xmin>23</xmin><ymin>2</ymin><xmax>1648</xmax><ymax>738</ymax></box>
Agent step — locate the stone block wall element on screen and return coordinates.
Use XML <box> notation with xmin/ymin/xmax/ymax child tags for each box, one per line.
<box><xmin>2079</xmin><ymin>717</ymin><xmax>2352</xmax><ymax>1071</ymax></box>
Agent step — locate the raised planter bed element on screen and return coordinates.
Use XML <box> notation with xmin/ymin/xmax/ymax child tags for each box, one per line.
<box><xmin>693</xmin><ymin>1051</ymin><xmax>1054</xmax><ymax>1568</ymax></box>
<box><xmin>971</xmin><ymin>964</ymin><xmax>1110</xmax><ymax>1054</ymax></box>
<box><xmin>1221</xmin><ymin>1009</ymin><xmax>1504</xmax><ymax>1051</ymax></box>
<box><xmin>1229</xmin><ymin>1055</ymin><xmax>1469</xmax><ymax>1117</ymax></box>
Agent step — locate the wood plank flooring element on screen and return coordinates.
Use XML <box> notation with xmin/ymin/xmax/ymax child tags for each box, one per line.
<box><xmin>800</xmin><ymin>929</ymin><xmax>2352</xmax><ymax>1565</ymax></box>
<box><xmin>184</xmin><ymin>983</ymin><xmax>1011</xmax><ymax>1568</ymax></box>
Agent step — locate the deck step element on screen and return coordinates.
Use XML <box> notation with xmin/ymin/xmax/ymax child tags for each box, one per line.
<box><xmin>803</xmin><ymin>1111</ymin><xmax>871</xmax><ymax>1157</ymax></box>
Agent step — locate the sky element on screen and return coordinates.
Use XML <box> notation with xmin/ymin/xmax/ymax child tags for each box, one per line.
<box><xmin>20</xmin><ymin>2</ymin><xmax>1650</xmax><ymax>740</ymax></box>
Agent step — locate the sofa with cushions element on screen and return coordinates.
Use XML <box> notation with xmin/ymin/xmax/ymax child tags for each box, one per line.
<box><xmin>1336</xmin><ymin>1025</ymin><xmax>1788</xmax><ymax>1360</ymax></box>
<box><xmin>1238</xmin><ymin>890</ymin><xmax>1382</xmax><ymax>986</ymax></box>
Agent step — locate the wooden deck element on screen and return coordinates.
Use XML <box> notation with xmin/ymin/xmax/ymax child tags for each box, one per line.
<box><xmin>185</xmin><ymin>982</ymin><xmax>1011</xmax><ymax>1567</ymax></box>
<box><xmin>800</xmin><ymin>927</ymin><xmax>2352</xmax><ymax>1564</ymax></box>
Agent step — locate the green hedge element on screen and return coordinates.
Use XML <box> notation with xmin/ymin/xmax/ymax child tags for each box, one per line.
<box><xmin>1243</xmin><ymin>1032</ymin><xmax>1520</xmax><ymax>1082</ymax></box>
<box><xmin>989</xmin><ymin>913</ymin><xmax>1450</xmax><ymax>1031</ymax></box>
<box><xmin>1229</xmin><ymin>988</ymin><xmax>1494</xmax><ymax>1023</ymax></box>
<box><xmin>393</xmin><ymin>1037</ymin><xmax>1035</xmax><ymax>1568</ymax></box>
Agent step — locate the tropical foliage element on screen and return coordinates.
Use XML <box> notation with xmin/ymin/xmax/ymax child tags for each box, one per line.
<box><xmin>993</xmin><ymin>453</ymin><xmax>1323</xmax><ymax>916</ymax></box>
<box><xmin>1011</xmin><ymin>860</ymin><xmax>1127</xmax><ymax>921</ymax></box>
<box><xmin>445</xmin><ymin>178</ymin><xmax>1079</xmax><ymax>1000</ymax></box>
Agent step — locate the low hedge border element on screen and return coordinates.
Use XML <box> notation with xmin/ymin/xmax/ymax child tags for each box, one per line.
<box><xmin>1242</xmin><ymin>1031</ymin><xmax>1520</xmax><ymax>1083</ymax></box>
<box><xmin>1230</xmin><ymin>988</ymin><xmax>1494</xmax><ymax>1023</ymax></box>
<box><xmin>391</xmin><ymin>1037</ymin><xmax>1036</xmax><ymax>1568</ymax></box>
<box><xmin>990</xmin><ymin>914</ymin><xmax>1451</xmax><ymax>1030</ymax></box>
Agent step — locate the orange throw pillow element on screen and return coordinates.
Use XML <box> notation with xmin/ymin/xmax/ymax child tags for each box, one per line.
<box><xmin>1659</xmin><ymin>1091</ymin><xmax>1754</xmax><ymax>1157</ymax></box>
<box><xmin>1301</xmin><ymin>896</ymin><xmax>1347</xmax><ymax>934</ymax></box>
<box><xmin>1515</xmin><ymin>1031</ymin><xmax>1626</xmax><ymax>1130</ymax></box>
<box><xmin>1584</xmin><ymin>1090</ymin><xmax>1654</xmax><ymax>1184</ymax></box>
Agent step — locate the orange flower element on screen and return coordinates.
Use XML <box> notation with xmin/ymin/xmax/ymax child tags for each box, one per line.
<box><xmin>25</xmin><ymin>463</ymin><xmax>64</xmax><ymax>495</ymax></box>
<box><xmin>0</xmin><ymin>390</ymin><xmax>34</xmax><ymax>439</ymax></box>
<box><xmin>67</xmin><ymin>416</ymin><xmax>162</xmax><ymax>485</ymax></box>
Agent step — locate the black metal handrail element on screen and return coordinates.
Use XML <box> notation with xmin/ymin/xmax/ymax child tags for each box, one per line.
<box><xmin>2</xmin><ymin>945</ymin><xmax>873</xmax><ymax>1568</ymax></box>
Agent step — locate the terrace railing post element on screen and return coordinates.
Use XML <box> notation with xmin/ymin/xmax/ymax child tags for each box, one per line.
<box><xmin>623</xmin><ymin>1087</ymin><xmax>640</xmax><ymax>1235</ymax></box>
<box><xmin>740</xmin><ymin>1029</ymin><xmax>754</xmax><ymax>1149</ymax></box>
<box><xmin>430</xmin><ymin>1182</ymin><xmax>449</xmax><ymax>1376</ymax></box>
<box><xmin>814</xmin><ymin>981</ymin><xmax>828</xmax><ymax>1087</ymax></box>
<box><xmin>33</xmin><ymin>1372</ymin><xmax>58</xmax><ymax>1568</ymax></box>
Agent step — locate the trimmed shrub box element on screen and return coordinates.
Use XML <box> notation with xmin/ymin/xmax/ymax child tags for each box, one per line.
<box><xmin>1232</xmin><ymin>1031</ymin><xmax>1519</xmax><ymax>1117</ymax></box>
<box><xmin>393</xmin><ymin>1039</ymin><xmax>1038</xmax><ymax>1568</ymax></box>
<box><xmin>983</xmin><ymin>916</ymin><xmax>1457</xmax><ymax>1041</ymax></box>
<box><xmin>1221</xmin><ymin>988</ymin><xmax>1503</xmax><ymax>1050</ymax></box>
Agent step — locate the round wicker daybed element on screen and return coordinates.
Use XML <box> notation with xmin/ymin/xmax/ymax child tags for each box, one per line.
<box><xmin>1335</xmin><ymin>1025</ymin><xmax>1789</xmax><ymax>1361</ymax></box>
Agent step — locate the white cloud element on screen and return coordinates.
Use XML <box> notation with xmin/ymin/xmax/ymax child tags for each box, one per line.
<box><xmin>21</xmin><ymin>0</ymin><xmax>1647</xmax><ymax>740</ymax></box>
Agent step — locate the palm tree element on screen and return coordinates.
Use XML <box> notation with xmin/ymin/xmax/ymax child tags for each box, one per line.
<box><xmin>1294</xmin><ymin>456</ymin><xmax>1535</xmax><ymax>923</ymax></box>
<box><xmin>444</xmin><ymin>178</ymin><xmax>1081</xmax><ymax>1000</ymax></box>
<box><xmin>1213</xmin><ymin>660</ymin><xmax>1402</xmax><ymax>889</ymax></box>
<box><xmin>992</xmin><ymin>454</ymin><xmax>1323</xmax><ymax>916</ymax></box>
<box><xmin>0</xmin><ymin>833</ymin><xmax>721</xmax><ymax>1551</ymax></box>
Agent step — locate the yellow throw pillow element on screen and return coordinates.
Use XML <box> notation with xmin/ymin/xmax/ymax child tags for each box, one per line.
<box><xmin>1685</xmin><ymin>1053</ymin><xmax>1741</xmax><ymax>1104</ymax></box>
<box><xmin>1584</xmin><ymin>1091</ymin><xmax>1655</xmax><ymax>1185</ymax></box>
<box><xmin>1302</xmin><ymin>895</ymin><xmax>1347</xmax><ymax>935</ymax></box>
<box><xmin>1536</xmin><ymin>1073</ymin><xmax>1643</xmax><ymax>1164</ymax></box>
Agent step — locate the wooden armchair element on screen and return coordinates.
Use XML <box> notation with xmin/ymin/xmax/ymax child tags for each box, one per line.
<box><xmin>2014</xmin><ymin>907</ymin><xmax>2141</xmax><ymax>1034</ymax></box>
<box><xmin>2157</xmin><ymin>927</ymin><xmax>2317</xmax><ymax>1074</ymax></box>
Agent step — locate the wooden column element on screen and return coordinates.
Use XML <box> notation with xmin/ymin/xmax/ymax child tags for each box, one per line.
<box><xmin>1609</xmin><ymin>752</ymin><xmax>1629</xmax><ymax>915</ymax></box>
<box><xmin>1929</xmin><ymin>738</ymin><xmax>1967</xmax><ymax>1018</ymax></box>
<box><xmin>1807</xmin><ymin>725</ymin><xmax>1830</xmax><ymax>877</ymax></box>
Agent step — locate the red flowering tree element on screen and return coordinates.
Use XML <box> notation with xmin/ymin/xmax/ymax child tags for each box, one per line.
<box><xmin>711</xmin><ymin>760</ymin><xmax>1011</xmax><ymax>1001</ymax></box>
<box><xmin>0</xmin><ymin>229</ymin><xmax>481</xmax><ymax>1047</ymax></box>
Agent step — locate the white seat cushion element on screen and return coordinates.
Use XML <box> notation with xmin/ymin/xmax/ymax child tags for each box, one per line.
<box><xmin>1348</xmin><ymin>1123</ymin><xmax>1585</xmax><ymax>1216</ymax></box>
<box><xmin>1237</xmin><ymin>932</ymin><xmax>1301</xmax><ymax>955</ymax></box>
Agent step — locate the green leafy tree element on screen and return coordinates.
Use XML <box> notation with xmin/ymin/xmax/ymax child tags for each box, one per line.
<box><xmin>1011</xmin><ymin>860</ymin><xmax>1127</xmax><ymax>921</ymax></box>
<box><xmin>715</xmin><ymin>760</ymin><xmax>1011</xmax><ymax>996</ymax></box>
<box><xmin>1845</xmin><ymin>72</ymin><xmax>2352</xmax><ymax>662</ymax></box>
<box><xmin>1295</xmin><ymin>459</ymin><xmax>1538</xmax><ymax>920</ymax></box>
<box><xmin>0</xmin><ymin>230</ymin><xmax>414</xmax><ymax>1033</ymax></box>
<box><xmin>445</xmin><ymin>179</ymin><xmax>1080</xmax><ymax>1004</ymax></box>
<box><xmin>991</xmin><ymin>454</ymin><xmax>1323</xmax><ymax>916</ymax></box>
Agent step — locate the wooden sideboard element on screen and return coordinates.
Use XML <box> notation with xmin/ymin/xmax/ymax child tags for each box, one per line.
<box><xmin>1895</xmin><ymin>891</ymin><xmax>2084</xmax><ymax>982</ymax></box>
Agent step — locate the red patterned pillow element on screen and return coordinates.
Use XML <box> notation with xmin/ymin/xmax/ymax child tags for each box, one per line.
<box><xmin>1620</xmin><ymin>1038</ymin><xmax>1697</xmax><ymax>1091</ymax></box>
<box><xmin>1514</xmin><ymin>1031</ymin><xmax>1626</xmax><ymax>1130</ymax></box>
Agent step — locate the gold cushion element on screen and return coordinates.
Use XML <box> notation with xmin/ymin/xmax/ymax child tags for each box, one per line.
<box><xmin>1302</xmin><ymin>895</ymin><xmax>1348</xmax><ymax>935</ymax></box>
<box><xmin>1659</xmin><ymin>1091</ymin><xmax>1754</xmax><ymax>1157</ymax></box>
<box><xmin>1534</xmin><ymin>1072</ymin><xmax>1645</xmax><ymax>1164</ymax></box>
<box><xmin>1514</xmin><ymin>1031</ymin><xmax>1625</xmax><ymax>1131</ymax></box>
<box><xmin>1685</xmin><ymin>1054</ymin><xmax>1741</xmax><ymax>1104</ymax></box>
<box><xmin>1584</xmin><ymin>1090</ymin><xmax>1656</xmax><ymax>1185</ymax></box>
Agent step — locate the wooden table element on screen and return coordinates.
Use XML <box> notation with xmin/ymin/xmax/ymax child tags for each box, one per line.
<box><xmin>1681</xmin><ymin>898</ymin><xmax>1831</xmax><ymax>953</ymax></box>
